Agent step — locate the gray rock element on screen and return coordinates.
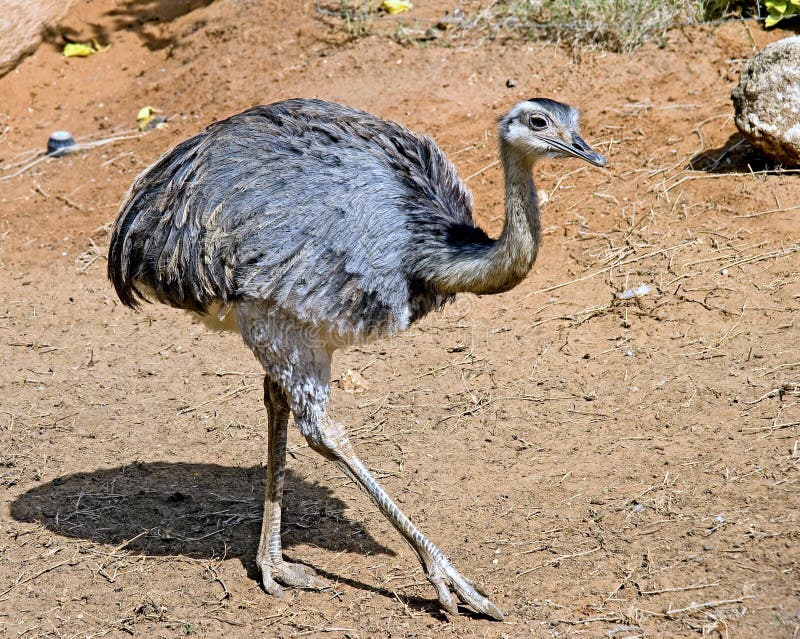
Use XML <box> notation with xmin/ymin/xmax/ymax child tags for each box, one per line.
<box><xmin>0</xmin><ymin>1</ymin><xmax>75</xmax><ymax>78</ymax></box>
<box><xmin>731</xmin><ymin>36</ymin><xmax>800</xmax><ymax>166</ymax></box>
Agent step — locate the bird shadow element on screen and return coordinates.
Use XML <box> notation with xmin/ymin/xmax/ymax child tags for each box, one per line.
<box><xmin>10</xmin><ymin>461</ymin><xmax>396</xmax><ymax>576</ymax></box>
<box><xmin>10</xmin><ymin>462</ymin><xmax>491</xmax><ymax>619</ymax></box>
<box><xmin>688</xmin><ymin>133</ymin><xmax>782</xmax><ymax>173</ymax></box>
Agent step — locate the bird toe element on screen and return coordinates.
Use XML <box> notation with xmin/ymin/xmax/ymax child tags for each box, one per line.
<box><xmin>429</xmin><ymin>574</ymin><xmax>459</xmax><ymax>617</ymax></box>
<box><xmin>426</xmin><ymin>559</ymin><xmax>504</xmax><ymax>620</ymax></box>
<box><xmin>259</xmin><ymin>558</ymin><xmax>326</xmax><ymax>595</ymax></box>
<box><xmin>280</xmin><ymin>561</ymin><xmax>327</xmax><ymax>590</ymax></box>
<box><xmin>261</xmin><ymin>574</ymin><xmax>285</xmax><ymax>598</ymax></box>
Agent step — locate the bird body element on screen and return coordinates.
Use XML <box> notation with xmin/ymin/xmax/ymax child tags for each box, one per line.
<box><xmin>111</xmin><ymin>99</ymin><xmax>482</xmax><ymax>343</ymax></box>
<box><xmin>108</xmin><ymin>97</ymin><xmax>605</xmax><ymax>619</ymax></box>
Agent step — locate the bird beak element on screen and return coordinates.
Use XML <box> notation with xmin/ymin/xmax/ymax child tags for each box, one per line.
<box><xmin>539</xmin><ymin>132</ymin><xmax>606</xmax><ymax>167</ymax></box>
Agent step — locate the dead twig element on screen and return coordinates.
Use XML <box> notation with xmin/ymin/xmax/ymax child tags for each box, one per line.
<box><xmin>523</xmin><ymin>240</ymin><xmax>698</xmax><ymax>298</ymax></box>
<box><xmin>716</xmin><ymin>244</ymin><xmax>799</xmax><ymax>273</ymax></box>
<box><xmin>742</xmin><ymin>420</ymin><xmax>800</xmax><ymax>434</ymax></box>
<box><xmin>666</xmin><ymin>597</ymin><xmax>752</xmax><ymax>617</ymax></box>
<box><xmin>1</xmin><ymin>131</ymin><xmax>149</xmax><ymax>182</ymax></box>
<box><xmin>640</xmin><ymin>580</ymin><xmax>720</xmax><ymax>595</ymax></box>
<box><xmin>551</xmin><ymin>615</ymin><xmax>629</xmax><ymax>625</ymax></box>
<box><xmin>179</xmin><ymin>383</ymin><xmax>258</xmax><ymax>414</ymax></box>
<box><xmin>0</xmin><ymin>558</ymin><xmax>78</xmax><ymax>601</ymax></box>
<box><xmin>517</xmin><ymin>545</ymin><xmax>601</xmax><ymax>576</ymax></box>
<box><xmin>416</xmin><ymin>354</ymin><xmax>482</xmax><ymax>379</ymax></box>
<box><xmin>663</xmin><ymin>170</ymin><xmax>800</xmax><ymax>193</ymax></box>
<box><xmin>742</xmin><ymin>384</ymin><xmax>800</xmax><ymax>405</ymax></box>
<box><xmin>733</xmin><ymin>204</ymin><xmax>800</xmax><ymax>218</ymax></box>
<box><xmin>207</xmin><ymin>564</ymin><xmax>231</xmax><ymax>600</ymax></box>
<box><xmin>464</xmin><ymin>158</ymin><xmax>500</xmax><ymax>181</ymax></box>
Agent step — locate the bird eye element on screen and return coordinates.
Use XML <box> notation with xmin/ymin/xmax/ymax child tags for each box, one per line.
<box><xmin>528</xmin><ymin>115</ymin><xmax>548</xmax><ymax>130</ymax></box>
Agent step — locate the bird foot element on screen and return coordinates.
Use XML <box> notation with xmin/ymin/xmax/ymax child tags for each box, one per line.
<box><xmin>259</xmin><ymin>559</ymin><xmax>327</xmax><ymax>597</ymax></box>
<box><xmin>425</xmin><ymin>558</ymin><xmax>504</xmax><ymax>620</ymax></box>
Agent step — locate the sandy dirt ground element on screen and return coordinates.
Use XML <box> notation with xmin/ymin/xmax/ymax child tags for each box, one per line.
<box><xmin>1</xmin><ymin>1</ymin><xmax>799</xmax><ymax>637</ymax></box>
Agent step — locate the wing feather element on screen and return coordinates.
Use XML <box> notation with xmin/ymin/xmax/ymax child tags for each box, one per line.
<box><xmin>108</xmin><ymin>99</ymin><xmax>477</xmax><ymax>338</ymax></box>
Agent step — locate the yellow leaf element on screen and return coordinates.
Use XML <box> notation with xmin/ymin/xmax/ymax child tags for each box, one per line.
<box><xmin>136</xmin><ymin>106</ymin><xmax>161</xmax><ymax>131</ymax></box>
<box><xmin>63</xmin><ymin>42</ymin><xmax>95</xmax><ymax>57</ymax></box>
<box><xmin>63</xmin><ymin>39</ymin><xmax>109</xmax><ymax>57</ymax></box>
<box><xmin>379</xmin><ymin>0</ymin><xmax>412</xmax><ymax>15</ymax></box>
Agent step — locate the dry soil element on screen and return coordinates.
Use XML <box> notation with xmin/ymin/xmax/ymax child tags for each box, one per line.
<box><xmin>1</xmin><ymin>2</ymin><xmax>799</xmax><ymax>638</ymax></box>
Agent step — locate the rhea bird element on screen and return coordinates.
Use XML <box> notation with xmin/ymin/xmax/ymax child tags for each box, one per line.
<box><xmin>108</xmin><ymin>97</ymin><xmax>605</xmax><ymax>620</ymax></box>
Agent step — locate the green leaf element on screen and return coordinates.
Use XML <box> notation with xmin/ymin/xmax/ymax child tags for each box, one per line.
<box><xmin>765</xmin><ymin>12</ymin><xmax>782</xmax><ymax>26</ymax></box>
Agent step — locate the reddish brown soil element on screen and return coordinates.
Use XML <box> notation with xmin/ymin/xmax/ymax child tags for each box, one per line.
<box><xmin>1</xmin><ymin>2</ymin><xmax>799</xmax><ymax>637</ymax></box>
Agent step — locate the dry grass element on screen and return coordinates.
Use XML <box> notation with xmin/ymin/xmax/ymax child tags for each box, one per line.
<box><xmin>497</xmin><ymin>0</ymin><xmax>740</xmax><ymax>51</ymax></box>
<box><xmin>320</xmin><ymin>0</ymin><xmax>763</xmax><ymax>51</ymax></box>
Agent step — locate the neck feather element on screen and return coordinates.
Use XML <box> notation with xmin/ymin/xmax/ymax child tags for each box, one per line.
<box><xmin>428</xmin><ymin>145</ymin><xmax>541</xmax><ymax>295</ymax></box>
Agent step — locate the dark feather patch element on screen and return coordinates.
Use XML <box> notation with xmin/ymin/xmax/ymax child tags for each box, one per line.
<box><xmin>526</xmin><ymin>97</ymin><xmax>573</xmax><ymax>120</ymax></box>
<box><xmin>444</xmin><ymin>223</ymin><xmax>493</xmax><ymax>250</ymax></box>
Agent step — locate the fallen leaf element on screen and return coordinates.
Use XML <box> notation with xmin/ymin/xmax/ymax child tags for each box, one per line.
<box><xmin>136</xmin><ymin>106</ymin><xmax>161</xmax><ymax>131</ymax></box>
<box><xmin>380</xmin><ymin>0</ymin><xmax>412</xmax><ymax>15</ymax></box>
<box><xmin>63</xmin><ymin>39</ymin><xmax>109</xmax><ymax>57</ymax></box>
<box><xmin>63</xmin><ymin>43</ymin><xmax>95</xmax><ymax>57</ymax></box>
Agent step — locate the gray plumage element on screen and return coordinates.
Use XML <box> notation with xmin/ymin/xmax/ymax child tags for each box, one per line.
<box><xmin>108</xmin><ymin>97</ymin><xmax>605</xmax><ymax>619</ymax></box>
<box><xmin>110</xmin><ymin>99</ymin><xmax>478</xmax><ymax>338</ymax></box>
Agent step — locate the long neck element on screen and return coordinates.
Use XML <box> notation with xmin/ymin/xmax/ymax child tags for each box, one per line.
<box><xmin>430</xmin><ymin>145</ymin><xmax>541</xmax><ymax>296</ymax></box>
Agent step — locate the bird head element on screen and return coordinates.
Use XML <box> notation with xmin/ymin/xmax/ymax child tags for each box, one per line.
<box><xmin>499</xmin><ymin>98</ymin><xmax>606</xmax><ymax>167</ymax></box>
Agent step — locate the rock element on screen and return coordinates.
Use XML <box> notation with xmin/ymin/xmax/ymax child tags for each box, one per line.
<box><xmin>336</xmin><ymin>369</ymin><xmax>369</xmax><ymax>394</ymax></box>
<box><xmin>732</xmin><ymin>36</ymin><xmax>800</xmax><ymax>166</ymax></box>
<box><xmin>0</xmin><ymin>0</ymin><xmax>75</xmax><ymax>78</ymax></box>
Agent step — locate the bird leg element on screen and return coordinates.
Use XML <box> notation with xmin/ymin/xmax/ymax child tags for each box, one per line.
<box><xmin>257</xmin><ymin>377</ymin><xmax>326</xmax><ymax>596</ymax></box>
<box><xmin>305</xmin><ymin>415</ymin><xmax>504</xmax><ymax>620</ymax></box>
